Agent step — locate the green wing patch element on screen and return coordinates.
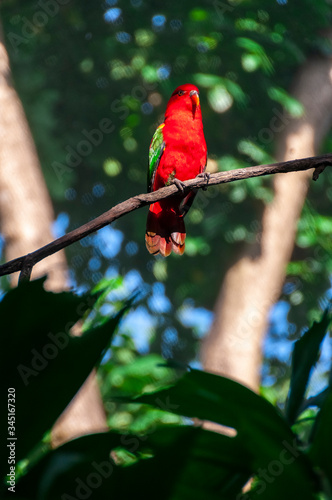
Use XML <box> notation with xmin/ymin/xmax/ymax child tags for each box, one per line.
<box><xmin>148</xmin><ymin>123</ymin><xmax>165</xmax><ymax>191</ymax></box>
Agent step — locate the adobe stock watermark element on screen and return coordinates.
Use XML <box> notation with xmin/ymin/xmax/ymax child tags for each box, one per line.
<box><xmin>52</xmin><ymin>81</ymin><xmax>157</xmax><ymax>183</ymax></box>
<box><xmin>61</xmin><ymin>460</ymin><xmax>114</xmax><ymax>500</ymax></box>
<box><xmin>61</xmin><ymin>395</ymin><xmax>180</xmax><ymax>499</ymax></box>
<box><xmin>248</xmin><ymin>107</ymin><xmax>290</xmax><ymax>147</ymax></box>
<box><xmin>236</xmin><ymin>438</ymin><xmax>301</xmax><ymax>499</ymax></box>
<box><xmin>17</xmin><ymin>329</ymin><xmax>71</xmax><ymax>386</ymax></box>
<box><xmin>52</xmin><ymin>118</ymin><xmax>115</xmax><ymax>182</ymax></box>
<box><xmin>7</xmin><ymin>0</ymin><xmax>71</xmax><ymax>52</ymax></box>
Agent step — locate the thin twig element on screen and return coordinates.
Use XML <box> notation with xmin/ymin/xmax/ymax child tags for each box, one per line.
<box><xmin>0</xmin><ymin>153</ymin><xmax>331</xmax><ymax>279</ymax></box>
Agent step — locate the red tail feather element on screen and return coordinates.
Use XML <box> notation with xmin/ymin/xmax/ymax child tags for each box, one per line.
<box><xmin>145</xmin><ymin>203</ymin><xmax>186</xmax><ymax>257</ymax></box>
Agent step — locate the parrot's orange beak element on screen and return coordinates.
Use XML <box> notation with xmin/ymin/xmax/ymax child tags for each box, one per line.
<box><xmin>190</xmin><ymin>90</ymin><xmax>200</xmax><ymax>107</ymax></box>
<box><xmin>190</xmin><ymin>90</ymin><xmax>199</xmax><ymax>118</ymax></box>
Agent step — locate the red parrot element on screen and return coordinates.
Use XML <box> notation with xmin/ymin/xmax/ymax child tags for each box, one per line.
<box><xmin>145</xmin><ymin>83</ymin><xmax>207</xmax><ymax>257</ymax></box>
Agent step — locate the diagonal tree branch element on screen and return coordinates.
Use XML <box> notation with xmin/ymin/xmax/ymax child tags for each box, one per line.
<box><xmin>0</xmin><ymin>153</ymin><xmax>331</xmax><ymax>280</ymax></box>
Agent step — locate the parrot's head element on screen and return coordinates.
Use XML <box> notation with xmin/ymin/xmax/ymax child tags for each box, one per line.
<box><xmin>166</xmin><ymin>83</ymin><xmax>201</xmax><ymax>119</ymax></box>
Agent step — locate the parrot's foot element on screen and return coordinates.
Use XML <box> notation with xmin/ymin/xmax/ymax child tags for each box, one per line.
<box><xmin>197</xmin><ymin>171</ymin><xmax>210</xmax><ymax>190</ymax></box>
<box><xmin>172</xmin><ymin>178</ymin><xmax>186</xmax><ymax>192</ymax></box>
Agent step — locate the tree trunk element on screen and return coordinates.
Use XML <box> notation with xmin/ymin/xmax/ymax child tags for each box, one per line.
<box><xmin>0</xmin><ymin>19</ymin><xmax>107</xmax><ymax>446</ymax></box>
<box><xmin>51</xmin><ymin>370</ymin><xmax>108</xmax><ymax>447</ymax></box>
<box><xmin>0</xmin><ymin>21</ymin><xmax>67</xmax><ymax>291</ymax></box>
<box><xmin>201</xmin><ymin>54</ymin><xmax>332</xmax><ymax>391</ymax></box>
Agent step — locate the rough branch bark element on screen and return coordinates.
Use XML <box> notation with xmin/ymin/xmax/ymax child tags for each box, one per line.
<box><xmin>201</xmin><ymin>54</ymin><xmax>332</xmax><ymax>391</ymax></box>
<box><xmin>0</xmin><ymin>153</ymin><xmax>330</xmax><ymax>280</ymax></box>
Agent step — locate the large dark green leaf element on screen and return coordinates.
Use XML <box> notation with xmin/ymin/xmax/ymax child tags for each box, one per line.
<box><xmin>309</xmin><ymin>389</ymin><xmax>332</xmax><ymax>489</ymax></box>
<box><xmin>285</xmin><ymin>310</ymin><xmax>331</xmax><ymax>424</ymax></box>
<box><xmin>0</xmin><ymin>279</ymin><xmax>128</xmax><ymax>478</ymax></box>
<box><xmin>12</xmin><ymin>427</ymin><xmax>251</xmax><ymax>500</ymax></box>
<box><xmin>131</xmin><ymin>368</ymin><xmax>317</xmax><ymax>500</ymax></box>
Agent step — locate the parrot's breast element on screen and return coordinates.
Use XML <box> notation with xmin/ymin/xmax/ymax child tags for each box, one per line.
<box><xmin>153</xmin><ymin>114</ymin><xmax>207</xmax><ymax>190</ymax></box>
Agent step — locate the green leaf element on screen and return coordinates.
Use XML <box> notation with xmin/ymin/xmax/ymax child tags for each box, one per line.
<box><xmin>14</xmin><ymin>427</ymin><xmax>251</xmax><ymax>500</ymax></box>
<box><xmin>309</xmin><ymin>390</ymin><xmax>332</xmax><ymax>488</ymax></box>
<box><xmin>0</xmin><ymin>279</ymin><xmax>129</xmax><ymax>473</ymax></box>
<box><xmin>236</xmin><ymin>37</ymin><xmax>274</xmax><ymax>74</ymax></box>
<box><xmin>193</xmin><ymin>73</ymin><xmax>224</xmax><ymax>87</ymax></box>
<box><xmin>268</xmin><ymin>86</ymin><xmax>304</xmax><ymax>118</ymax></box>
<box><xmin>285</xmin><ymin>310</ymin><xmax>331</xmax><ymax>424</ymax></box>
<box><xmin>238</xmin><ymin>139</ymin><xmax>273</xmax><ymax>164</ymax></box>
<box><xmin>102</xmin><ymin>353</ymin><xmax>177</xmax><ymax>397</ymax></box>
<box><xmin>132</xmin><ymin>368</ymin><xmax>317</xmax><ymax>500</ymax></box>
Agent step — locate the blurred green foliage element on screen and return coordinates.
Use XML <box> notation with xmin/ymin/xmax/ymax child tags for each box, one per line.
<box><xmin>1</xmin><ymin>280</ymin><xmax>332</xmax><ymax>499</ymax></box>
<box><xmin>1</xmin><ymin>0</ymin><xmax>332</xmax><ymax>415</ymax></box>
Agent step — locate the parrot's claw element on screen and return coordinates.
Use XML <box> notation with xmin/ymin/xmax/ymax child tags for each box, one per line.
<box><xmin>197</xmin><ymin>171</ymin><xmax>210</xmax><ymax>190</ymax></box>
<box><xmin>172</xmin><ymin>178</ymin><xmax>186</xmax><ymax>192</ymax></box>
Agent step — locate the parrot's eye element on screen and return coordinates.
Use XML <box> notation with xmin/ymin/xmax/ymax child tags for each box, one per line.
<box><xmin>177</xmin><ymin>90</ymin><xmax>185</xmax><ymax>96</ymax></box>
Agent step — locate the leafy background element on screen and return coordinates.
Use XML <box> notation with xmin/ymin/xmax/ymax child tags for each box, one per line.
<box><xmin>1</xmin><ymin>0</ymin><xmax>332</xmax><ymax>497</ymax></box>
<box><xmin>2</xmin><ymin>0</ymin><xmax>331</xmax><ymax>393</ymax></box>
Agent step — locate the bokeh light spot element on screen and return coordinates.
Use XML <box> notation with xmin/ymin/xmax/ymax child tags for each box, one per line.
<box><xmin>170</xmin><ymin>19</ymin><xmax>182</xmax><ymax>31</ymax></box>
<box><xmin>208</xmin><ymin>85</ymin><xmax>233</xmax><ymax>113</ymax></box>
<box><xmin>65</xmin><ymin>188</ymin><xmax>77</xmax><ymax>201</ymax></box>
<box><xmin>124</xmin><ymin>137</ymin><xmax>137</xmax><ymax>152</ymax></box>
<box><xmin>103</xmin><ymin>158</ymin><xmax>122</xmax><ymax>177</ymax></box>
<box><xmin>126</xmin><ymin>241</ymin><xmax>139</xmax><ymax>256</ymax></box>
<box><xmin>157</xmin><ymin>65</ymin><xmax>171</xmax><ymax>80</ymax></box>
<box><xmin>152</xmin><ymin>15</ymin><xmax>166</xmax><ymax>28</ymax></box>
<box><xmin>92</xmin><ymin>183</ymin><xmax>105</xmax><ymax>198</ymax></box>
<box><xmin>80</xmin><ymin>58</ymin><xmax>94</xmax><ymax>73</ymax></box>
<box><xmin>104</xmin><ymin>8</ymin><xmax>122</xmax><ymax>23</ymax></box>
<box><xmin>141</xmin><ymin>102</ymin><xmax>153</xmax><ymax>115</ymax></box>
<box><xmin>148</xmin><ymin>92</ymin><xmax>162</xmax><ymax>106</ymax></box>
<box><xmin>135</xmin><ymin>29</ymin><xmax>156</xmax><ymax>47</ymax></box>
<box><xmin>116</xmin><ymin>31</ymin><xmax>132</xmax><ymax>44</ymax></box>
<box><xmin>89</xmin><ymin>257</ymin><xmax>101</xmax><ymax>271</ymax></box>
